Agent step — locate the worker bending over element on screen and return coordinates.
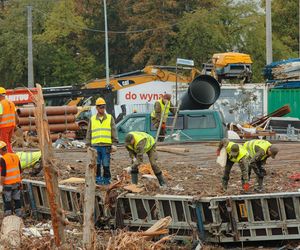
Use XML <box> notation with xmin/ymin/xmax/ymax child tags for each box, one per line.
<box><xmin>218</xmin><ymin>139</ymin><xmax>250</xmax><ymax>192</ymax></box>
<box><xmin>243</xmin><ymin>139</ymin><xmax>279</xmax><ymax>192</ymax></box>
<box><xmin>86</xmin><ymin>98</ymin><xmax>118</xmax><ymax>185</ymax></box>
<box><xmin>151</xmin><ymin>94</ymin><xmax>175</xmax><ymax>142</ymax></box>
<box><xmin>0</xmin><ymin>87</ymin><xmax>18</xmax><ymax>153</ymax></box>
<box><xmin>0</xmin><ymin>141</ymin><xmax>23</xmax><ymax>217</ymax></box>
<box><xmin>125</xmin><ymin>131</ymin><xmax>166</xmax><ymax>187</ymax></box>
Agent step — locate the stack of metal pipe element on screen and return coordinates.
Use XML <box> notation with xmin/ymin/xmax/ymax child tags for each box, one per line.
<box><xmin>17</xmin><ymin>106</ymin><xmax>79</xmax><ymax>140</ymax></box>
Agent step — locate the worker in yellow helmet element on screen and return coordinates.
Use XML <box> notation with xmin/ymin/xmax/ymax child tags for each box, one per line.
<box><xmin>0</xmin><ymin>87</ymin><xmax>18</xmax><ymax>153</ymax></box>
<box><xmin>0</xmin><ymin>141</ymin><xmax>23</xmax><ymax>217</ymax></box>
<box><xmin>218</xmin><ymin>138</ymin><xmax>250</xmax><ymax>192</ymax></box>
<box><xmin>86</xmin><ymin>97</ymin><xmax>118</xmax><ymax>185</ymax></box>
<box><xmin>125</xmin><ymin>131</ymin><xmax>166</xmax><ymax>187</ymax></box>
<box><xmin>151</xmin><ymin>93</ymin><xmax>176</xmax><ymax>142</ymax></box>
<box><xmin>244</xmin><ymin>139</ymin><xmax>279</xmax><ymax>192</ymax></box>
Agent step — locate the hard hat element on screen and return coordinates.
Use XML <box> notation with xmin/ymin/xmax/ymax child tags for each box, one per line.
<box><xmin>230</xmin><ymin>144</ymin><xmax>240</xmax><ymax>157</ymax></box>
<box><xmin>163</xmin><ymin>93</ymin><xmax>171</xmax><ymax>100</ymax></box>
<box><xmin>96</xmin><ymin>97</ymin><xmax>106</xmax><ymax>105</ymax></box>
<box><xmin>125</xmin><ymin>133</ymin><xmax>134</xmax><ymax>145</ymax></box>
<box><xmin>0</xmin><ymin>87</ymin><xmax>6</xmax><ymax>95</ymax></box>
<box><xmin>0</xmin><ymin>141</ymin><xmax>7</xmax><ymax>149</ymax></box>
<box><xmin>269</xmin><ymin>145</ymin><xmax>279</xmax><ymax>159</ymax></box>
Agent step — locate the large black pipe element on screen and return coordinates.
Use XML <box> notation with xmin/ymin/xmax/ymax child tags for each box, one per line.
<box><xmin>180</xmin><ymin>74</ymin><xmax>220</xmax><ymax>110</ymax></box>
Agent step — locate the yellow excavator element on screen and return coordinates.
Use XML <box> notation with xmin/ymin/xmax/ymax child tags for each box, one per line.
<box><xmin>67</xmin><ymin>65</ymin><xmax>200</xmax><ymax>106</ymax></box>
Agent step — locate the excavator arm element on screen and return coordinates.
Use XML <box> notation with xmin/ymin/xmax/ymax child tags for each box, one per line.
<box><xmin>67</xmin><ymin>65</ymin><xmax>200</xmax><ymax>106</ymax></box>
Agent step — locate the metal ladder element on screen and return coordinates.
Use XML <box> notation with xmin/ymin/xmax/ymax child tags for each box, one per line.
<box><xmin>155</xmin><ymin>100</ymin><xmax>181</xmax><ymax>143</ymax></box>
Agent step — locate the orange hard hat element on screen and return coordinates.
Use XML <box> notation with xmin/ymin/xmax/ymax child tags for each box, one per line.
<box><xmin>96</xmin><ymin>97</ymin><xmax>106</xmax><ymax>105</ymax></box>
<box><xmin>0</xmin><ymin>87</ymin><xmax>6</xmax><ymax>95</ymax></box>
<box><xmin>0</xmin><ymin>141</ymin><xmax>7</xmax><ymax>149</ymax></box>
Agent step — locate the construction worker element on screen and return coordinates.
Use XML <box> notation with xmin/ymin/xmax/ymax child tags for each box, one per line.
<box><xmin>0</xmin><ymin>141</ymin><xmax>23</xmax><ymax>217</ymax></box>
<box><xmin>0</xmin><ymin>87</ymin><xmax>18</xmax><ymax>153</ymax></box>
<box><xmin>151</xmin><ymin>94</ymin><xmax>175</xmax><ymax>142</ymax></box>
<box><xmin>244</xmin><ymin>140</ymin><xmax>279</xmax><ymax>192</ymax></box>
<box><xmin>86</xmin><ymin>97</ymin><xmax>118</xmax><ymax>185</ymax></box>
<box><xmin>125</xmin><ymin>131</ymin><xmax>166</xmax><ymax>187</ymax></box>
<box><xmin>218</xmin><ymin>139</ymin><xmax>250</xmax><ymax>192</ymax></box>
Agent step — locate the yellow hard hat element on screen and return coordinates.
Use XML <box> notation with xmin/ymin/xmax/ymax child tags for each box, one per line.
<box><xmin>0</xmin><ymin>87</ymin><xmax>6</xmax><ymax>95</ymax></box>
<box><xmin>96</xmin><ymin>97</ymin><xmax>106</xmax><ymax>105</ymax></box>
<box><xmin>0</xmin><ymin>141</ymin><xmax>7</xmax><ymax>149</ymax></box>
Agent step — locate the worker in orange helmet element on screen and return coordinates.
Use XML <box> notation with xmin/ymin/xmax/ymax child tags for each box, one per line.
<box><xmin>0</xmin><ymin>87</ymin><xmax>18</xmax><ymax>153</ymax></box>
<box><xmin>150</xmin><ymin>93</ymin><xmax>176</xmax><ymax>142</ymax></box>
<box><xmin>0</xmin><ymin>141</ymin><xmax>23</xmax><ymax>217</ymax></box>
<box><xmin>86</xmin><ymin>97</ymin><xmax>118</xmax><ymax>185</ymax></box>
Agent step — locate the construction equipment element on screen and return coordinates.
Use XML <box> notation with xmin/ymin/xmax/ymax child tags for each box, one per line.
<box><xmin>202</xmin><ymin>52</ymin><xmax>253</xmax><ymax>83</ymax></box>
<box><xmin>66</xmin><ymin>65</ymin><xmax>200</xmax><ymax>107</ymax></box>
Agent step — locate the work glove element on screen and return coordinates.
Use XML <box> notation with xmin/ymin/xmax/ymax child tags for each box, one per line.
<box><xmin>243</xmin><ymin>183</ymin><xmax>250</xmax><ymax>192</ymax></box>
<box><xmin>161</xmin><ymin>122</ymin><xmax>166</xmax><ymax>130</ymax></box>
<box><xmin>0</xmin><ymin>185</ymin><xmax>3</xmax><ymax>193</ymax></box>
<box><xmin>85</xmin><ymin>142</ymin><xmax>91</xmax><ymax>148</ymax></box>
<box><xmin>131</xmin><ymin>157</ymin><xmax>137</xmax><ymax>164</ymax></box>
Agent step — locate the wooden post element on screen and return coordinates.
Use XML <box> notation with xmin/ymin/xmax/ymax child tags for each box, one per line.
<box><xmin>0</xmin><ymin>215</ymin><xmax>24</xmax><ymax>250</ymax></box>
<box><xmin>33</xmin><ymin>84</ymin><xmax>66</xmax><ymax>246</ymax></box>
<box><xmin>83</xmin><ymin>147</ymin><xmax>97</xmax><ymax>249</ymax></box>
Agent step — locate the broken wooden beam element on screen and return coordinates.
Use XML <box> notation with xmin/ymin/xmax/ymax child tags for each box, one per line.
<box><xmin>82</xmin><ymin>147</ymin><xmax>97</xmax><ymax>249</ymax></box>
<box><xmin>33</xmin><ymin>84</ymin><xmax>66</xmax><ymax>246</ymax></box>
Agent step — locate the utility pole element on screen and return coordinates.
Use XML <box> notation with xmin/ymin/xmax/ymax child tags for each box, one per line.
<box><xmin>103</xmin><ymin>0</ymin><xmax>110</xmax><ymax>88</ymax></box>
<box><xmin>27</xmin><ymin>6</ymin><xmax>34</xmax><ymax>88</ymax></box>
<box><xmin>266</xmin><ymin>0</ymin><xmax>273</xmax><ymax>64</ymax></box>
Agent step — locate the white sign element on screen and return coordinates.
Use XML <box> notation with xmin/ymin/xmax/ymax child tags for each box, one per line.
<box><xmin>176</xmin><ymin>58</ymin><xmax>194</xmax><ymax>66</ymax></box>
<box><xmin>117</xmin><ymin>81</ymin><xmax>174</xmax><ymax>105</ymax></box>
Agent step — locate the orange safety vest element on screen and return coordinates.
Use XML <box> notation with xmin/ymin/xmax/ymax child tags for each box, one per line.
<box><xmin>0</xmin><ymin>99</ymin><xmax>16</xmax><ymax>128</ymax></box>
<box><xmin>2</xmin><ymin>153</ymin><xmax>21</xmax><ymax>185</ymax></box>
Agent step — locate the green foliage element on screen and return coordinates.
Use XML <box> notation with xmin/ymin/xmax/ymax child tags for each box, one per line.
<box><xmin>0</xmin><ymin>0</ymin><xmax>299</xmax><ymax>87</ymax></box>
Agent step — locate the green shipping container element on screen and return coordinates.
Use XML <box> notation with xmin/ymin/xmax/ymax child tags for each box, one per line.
<box><xmin>268</xmin><ymin>88</ymin><xmax>300</xmax><ymax>118</ymax></box>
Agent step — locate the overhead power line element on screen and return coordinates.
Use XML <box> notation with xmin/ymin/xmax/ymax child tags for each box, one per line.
<box><xmin>34</xmin><ymin>7</ymin><xmax>179</xmax><ymax>34</ymax></box>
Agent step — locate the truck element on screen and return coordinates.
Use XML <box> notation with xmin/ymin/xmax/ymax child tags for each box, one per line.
<box><xmin>202</xmin><ymin>52</ymin><xmax>253</xmax><ymax>83</ymax></box>
<box><xmin>116</xmin><ymin>109</ymin><xmax>227</xmax><ymax>143</ymax></box>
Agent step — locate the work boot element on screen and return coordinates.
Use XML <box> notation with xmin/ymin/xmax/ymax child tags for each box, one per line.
<box><xmin>222</xmin><ymin>180</ymin><xmax>228</xmax><ymax>191</ymax></box>
<box><xmin>254</xmin><ymin>177</ymin><xmax>264</xmax><ymax>192</ymax></box>
<box><xmin>103</xmin><ymin>177</ymin><xmax>111</xmax><ymax>185</ymax></box>
<box><xmin>96</xmin><ymin>176</ymin><xmax>103</xmax><ymax>185</ymax></box>
<box><xmin>155</xmin><ymin>172</ymin><xmax>167</xmax><ymax>187</ymax></box>
<box><xmin>15</xmin><ymin>208</ymin><xmax>23</xmax><ymax>218</ymax></box>
<box><xmin>131</xmin><ymin>172</ymin><xmax>138</xmax><ymax>184</ymax></box>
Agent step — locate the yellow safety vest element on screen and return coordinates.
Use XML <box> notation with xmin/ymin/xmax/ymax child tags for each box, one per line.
<box><xmin>226</xmin><ymin>142</ymin><xmax>248</xmax><ymax>163</ymax></box>
<box><xmin>16</xmin><ymin>151</ymin><xmax>41</xmax><ymax>170</ymax></box>
<box><xmin>91</xmin><ymin>114</ymin><xmax>112</xmax><ymax>145</ymax></box>
<box><xmin>127</xmin><ymin>132</ymin><xmax>155</xmax><ymax>153</ymax></box>
<box><xmin>243</xmin><ymin>140</ymin><xmax>271</xmax><ymax>161</ymax></box>
<box><xmin>151</xmin><ymin>99</ymin><xmax>170</xmax><ymax>122</ymax></box>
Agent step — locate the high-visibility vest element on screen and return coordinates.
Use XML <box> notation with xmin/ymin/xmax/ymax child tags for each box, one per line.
<box><xmin>16</xmin><ymin>151</ymin><xmax>41</xmax><ymax>170</ymax></box>
<box><xmin>90</xmin><ymin>114</ymin><xmax>112</xmax><ymax>145</ymax></box>
<box><xmin>243</xmin><ymin>140</ymin><xmax>271</xmax><ymax>161</ymax></box>
<box><xmin>126</xmin><ymin>132</ymin><xmax>155</xmax><ymax>153</ymax></box>
<box><xmin>2</xmin><ymin>153</ymin><xmax>21</xmax><ymax>185</ymax></box>
<box><xmin>0</xmin><ymin>99</ymin><xmax>16</xmax><ymax>128</ymax></box>
<box><xmin>151</xmin><ymin>99</ymin><xmax>170</xmax><ymax>122</ymax></box>
<box><xmin>226</xmin><ymin>141</ymin><xmax>248</xmax><ymax>163</ymax></box>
